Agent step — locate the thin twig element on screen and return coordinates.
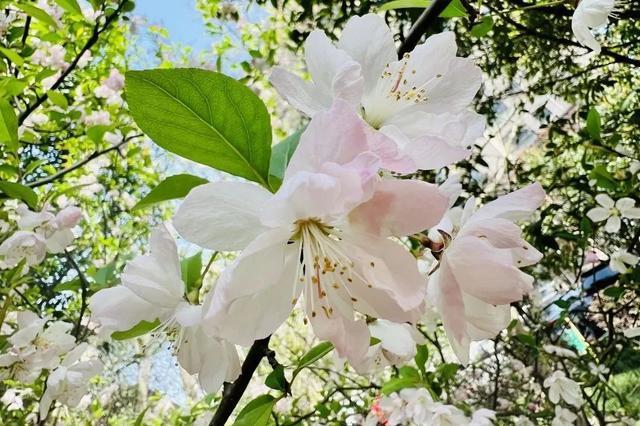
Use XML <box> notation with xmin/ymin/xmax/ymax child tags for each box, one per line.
<box><xmin>25</xmin><ymin>134</ymin><xmax>142</xmax><ymax>188</ymax></box>
<box><xmin>65</xmin><ymin>251</ymin><xmax>90</xmax><ymax>339</ymax></box>
<box><xmin>18</xmin><ymin>0</ymin><xmax>128</xmax><ymax>125</ymax></box>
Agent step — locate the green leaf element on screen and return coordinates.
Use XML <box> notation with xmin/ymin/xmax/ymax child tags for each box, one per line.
<box><xmin>181</xmin><ymin>251</ymin><xmax>202</xmax><ymax>294</ymax></box>
<box><xmin>15</xmin><ymin>4</ymin><xmax>58</xmax><ymax>28</ymax></box>
<box><xmin>514</xmin><ymin>333</ymin><xmax>537</xmax><ymax>348</ymax></box>
<box><xmin>268</xmin><ymin>128</ymin><xmax>304</xmax><ymax>187</ymax></box>
<box><xmin>0</xmin><ymin>100</ymin><xmax>18</xmax><ymax>152</ymax></box>
<box><xmin>603</xmin><ymin>286</ymin><xmax>625</xmax><ymax>300</ymax></box>
<box><xmin>91</xmin><ymin>261</ymin><xmax>116</xmax><ymax>288</ymax></box>
<box><xmin>87</xmin><ymin>125</ymin><xmax>110</xmax><ymax>144</ymax></box>
<box><xmin>0</xmin><ymin>181</ymin><xmax>38</xmax><ymax>208</ymax></box>
<box><xmin>0</xmin><ymin>77</ymin><xmax>28</xmax><ymax>98</ymax></box>
<box><xmin>379</xmin><ymin>0</ymin><xmax>430</xmax><ymax>11</ymax></box>
<box><xmin>48</xmin><ymin>91</ymin><xmax>68</xmax><ymax>109</ymax></box>
<box><xmin>435</xmin><ymin>363</ymin><xmax>461</xmax><ymax>382</ymax></box>
<box><xmin>440</xmin><ymin>0</ymin><xmax>468</xmax><ymax>17</ymax></box>
<box><xmin>265</xmin><ymin>365</ymin><xmax>288</xmax><ymax>392</ymax></box>
<box><xmin>414</xmin><ymin>344</ymin><xmax>429</xmax><ymax>376</ymax></box>
<box><xmin>53</xmin><ymin>0</ymin><xmax>82</xmax><ymax>15</ymax></box>
<box><xmin>381</xmin><ymin>377</ymin><xmax>423</xmax><ymax>395</ymax></box>
<box><xmin>133</xmin><ymin>174</ymin><xmax>208</xmax><ymax>211</ymax></box>
<box><xmin>293</xmin><ymin>341</ymin><xmax>334</xmax><ymax>378</ymax></box>
<box><xmin>111</xmin><ymin>319</ymin><xmax>160</xmax><ymax>340</ymax></box>
<box><xmin>0</xmin><ymin>48</ymin><xmax>24</xmax><ymax>67</ymax></box>
<box><xmin>586</xmin><ymin>107</ymin><xmax>601</xmax><ymax>140</ymax></box>
<box><xmin>470</xmin><ymin>16</ymin><xmax>493</xmax><ymax>37</ymax></box>
<box><xmin>133</xmin><ymin>406</ymin><xmax>150</xmax><ymax>426</ymax></box>
<box><xmin>126</xmin><ymin>69</ymin><xmax>272</xmax><ymax>187</ymax></box>
<box><xmin>589</xmin><ymin>164</ymin><xmax>616</xmax><ymax>190</ymax></box>
<box><xmin>54</xmin><ymin>278</ymin><xmax>81</xmax><ymax>292</ymax></box>
<box><xmin>233</xmin><ymin>394</ymin><xmax>278</xmax><ymax>426</ymax></box>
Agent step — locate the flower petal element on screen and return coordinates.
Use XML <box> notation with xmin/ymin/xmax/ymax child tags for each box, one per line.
<box><xmin>305</xmin><ymin>30</ymin><xmax>363</xmax><ymax>103</ymax></box>
<box><xmin>605</xmin><ymin>215</ymin><xmax>621</xmax><ymax>233</ymax></box>
<box><xmin>446</xmin><ymin>236</ymin><xmax>533</xmax><ymax>305</ymax></box>
<box><xmin>88</xmin><ymin>286</ymin><xmax>162</xmax><ymax>332</ymax></box>
<box><xmin>471</xmin><ymin>183</ymin><xmax>546</xmax><ymax>222</ymax></box>
<box><xmin>587</xmin><ymin>207</ymin><xmax>610</xmax><ymax>222</ymax></box>
<box><xmin>174</xmin><ymin>181</ymin><xmax>272</xmax><ymax>251</ymax></box>
<box><xmin>571</xmin><ymin>15</ymin><xmax>602</xmax><ymax>53</ymax></box>
<box><xmin>337</xmin><ymin>14</ymin><xmax>397</xmax><ymax>93</ymax></box>
<box><xmin>203</xmin><ymin>228</ymin><xmax>300</xmax><ymax>346</ymax></box>
<box><xmin>349</xmin><ymin>178</ymin><xmax>448</xmax><ymax>237</ymax></box>
<box><xmin>595</xmin><ymin>193</ymin><xmax>615</xmax><ymax>209</ymax></box>
<box><xmin>121</xmin><ymin>225</ymin><xmax>184</xmax><ymax>308</ymax></box>
<box><xmin>269</xmin><ymin>67</ymin><xmax>331</xmax><ymax>116</ymax></box>
<box><xmin>343</xmin><ymin>232</ymin><xmax>426</xmax><ymax>312</ymax></box>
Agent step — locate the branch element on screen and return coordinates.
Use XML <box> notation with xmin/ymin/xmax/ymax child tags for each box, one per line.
<box><xmin>397</xmin><ymin>0</ymin><xmax>451</xmax><ymax>58</ymax></box>
<box><xmin>25</xmin><ymin>134</ymin><xmax>141</xmax><ymax>188</ymax></box>
<box><xmin>65</xmin><ymin>251</ymin><xmax>90</xmax><ymax>339</ymax></box>
<box><xmin>494</xmin><ymin>8</ymin><xmax>640</xmax><ymax>67</ymax></box>
<box><xmin>210</xmin><ymin>336</ymin><xmax>272</xmax><ymax>426</ymax></box>
<box><xmin>18</xmin><ymin>0</ymin><xmax>128</xmax><ymax>125</ymax></box>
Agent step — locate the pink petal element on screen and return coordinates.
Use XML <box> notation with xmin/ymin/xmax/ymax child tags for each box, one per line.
<box><xmin>445</xmin><ymin>236</ymin><xmax>533</xmax><ymax>305</ymax></box>
<box><xmin>349</xmin><ymin>178</ymin><xmax>448</xmax><ymax>237</ymax></box>
<box><xmin>471</xmin><ymin>183</ymin><xmax>545</xmax><ymax>222</ymax></box>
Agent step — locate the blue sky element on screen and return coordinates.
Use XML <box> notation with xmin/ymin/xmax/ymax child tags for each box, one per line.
<box><xmin>135</xmin><ymin>0</ymin><xmax>213</xmax><ymax>52</ymax></box>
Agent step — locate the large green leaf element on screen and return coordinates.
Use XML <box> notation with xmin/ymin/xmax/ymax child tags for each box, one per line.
<box><xmin>181</xmin><ymin>251</ymin><xmax>202</xmax><ymax>295</ymax></box>
<box><xmin>470</xmin><ymin>16</ymin><xmax>494</xmax><ymax>37</ymax></box>
<box><xmin>126</xmin><ymin>69</ymin><xmax>272</xmax><ymax>187</ymax></box>
<box><xmin>0</xmin><ymin>100</ymin><xmax>18</xmax><ymax>152</ymax></box>
<box><xmin>133</xmin><ymin>174</ymin><xmax>208</xmax><ymax>211</ymax></box>
<box><xmin>234</xmin><ymin>395</ymin><xmax>278</xmax><ymax>426</ymax></box>
<box><xmin>0</xmin><ymin>181</ymin><xmax>38</xmax><ymax>208</ymax></box>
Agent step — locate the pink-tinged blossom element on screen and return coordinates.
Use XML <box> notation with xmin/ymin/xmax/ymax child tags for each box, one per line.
<box><xmin>94</xmin><ymin>69</ymin><xmax>125</xmax><ymax>104</ymax></box>
<box><xmin>174</xmin><ymin>101</ymin><xmax>448</xmax><ymax>364</ymax></box>
<box><xmin>426</xmin><ymin>183</ymin><xmax>545</xmax><ymax>364</ymax></box>
<box><xmin>88</xmin><ymin>225</ymin><xmax>240</xmax><ymax>393</ymax></box>
<box><xmin>270</xmin><ymin>14</ymin><xmax>484</xmax><ymax>173</ymax></box>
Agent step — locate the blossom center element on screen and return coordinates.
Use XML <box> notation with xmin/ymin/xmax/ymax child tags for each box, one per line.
<box><xmin>292</xmin><ymin>219</ymin><xmax>364</xmax><ymax>321</ymax></box>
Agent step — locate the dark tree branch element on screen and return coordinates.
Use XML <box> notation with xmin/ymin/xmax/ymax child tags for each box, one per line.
<box><xmin>398</xmin><ymin>0</ymin><xmax>451</xmax><ymax>58</ymax></box>
<box><xmin>25</xmin><ymin>134</ymin><xmax>141</xmax><ymax>188</ymax></box>
<box><xmin>65</xmin><ymin>251</ymin><xmax>90</xmax><ymax>339</ymax></box>
<box><xmin>210</xmin><ymin>336</ymin><xmax>272</xmax><ymax>426</ymax></box>
<box><xmin>18</xmin><ymin>0</ymin><xmax>128</xmax><ymax>125</ymax></box>
<box><xmin>494</xmin><ymin>8</ymin><xmax>640</xmax><ymax>67</ymax></box>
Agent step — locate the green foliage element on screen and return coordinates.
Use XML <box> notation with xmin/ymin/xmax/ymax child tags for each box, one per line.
<box><xmin>293</xmin><ymin>341</ymin><xmax>334</xmax><ymax>379</ymax></box>
<box><xmin>233</xmin><ymin>394</ymin><xmax>278</xmax><ymax>426</ymax></box>
<box><xmin>126</xmin><ymin>69</ymin><xmax>273</xmax><ymax>187</ymax></box>
<box><xmin>111</xmin><ymin>319</ymin><xmax>161</xmax><ymax>341</ymax></box>
<box><xmin>268</xmin><ymin>128</ymin><xmax>304</xmax><ymax>189</ymax></box>
<box><xmin>587</xmin><ymin>107</ymin><xmax>602</xmax><ymax>140</ymax></box>
<box><xmin>0</xmin><ymin>100</ymin><xmax>18</xmax><ymax>153</ymax></box>
<box><xmin>0</xmin><ymin>181</ymin><xmax>38</xmax><ymax>208</ymax></box>
<box><xmin>265</xmin><ymin>365</ymin><xmax>288</xmax><ymax>392</ymax></box>
<box><xmin>470</xmin><ymin>16</ymin><xmax>494</xmax><ymax>37</ymax></box>
<box><xmin>379</xmin><ymin>0</ymin><xmax>430</xmax><ymax>11</ymax></box>
<box><xmin>14</xmin><ymin>4</ymin><xmax>58</xmax><ymax>28</ymax></box>
<box><xmin>133</xmin><ymin>174</ymin><xmax>208</xmax><ymax>210</ymax></box>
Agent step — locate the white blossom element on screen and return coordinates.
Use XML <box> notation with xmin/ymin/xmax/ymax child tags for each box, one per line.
<box><xmin>609</xmin><ymin>249</ymin><xmax>639</xmax><ymax>274</ymax></box>
<box><xmin>544</xmin><ymin>371</ymin><xmax>583</xmax><ymax>407</ymax></box>
<box><xmin>586</xmin><ymin>194</ymin><xmax>640</xmax><ymax>233</ymax></box>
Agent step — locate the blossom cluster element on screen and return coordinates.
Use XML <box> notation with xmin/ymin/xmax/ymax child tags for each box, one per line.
<box><xmin>358</xmin><ymin>387</ymin><xmax>495</xmax><ymax>426</ymax></box>
<box><xmin>87</xmin><ymin>13</ymin><xmax>546</xmax><ymax>397</ymax></box>
<box><xmin>0</xmin><ymin>203</ymin><xmax>82</xmax><ymax>270</ymax></box>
